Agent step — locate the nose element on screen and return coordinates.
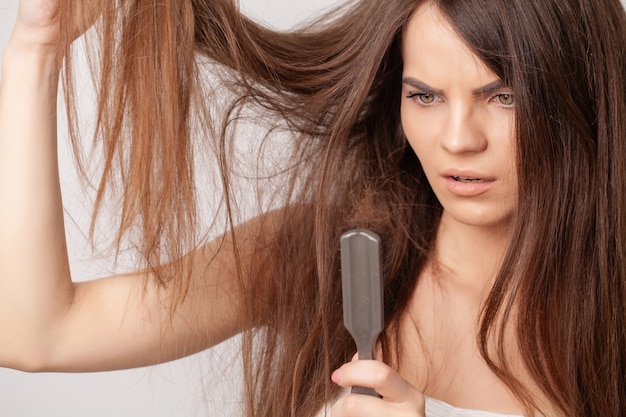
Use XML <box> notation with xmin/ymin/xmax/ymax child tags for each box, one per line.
<box><xmin>439</xmin><ymin>103</ymin><xmax>487</xmax><ymax>154</ymax></box>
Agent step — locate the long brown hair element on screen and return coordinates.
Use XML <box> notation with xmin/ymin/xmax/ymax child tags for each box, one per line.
<box><xmin>58</xmin><ymin>0</ymin><xmax>626</xmax><ymax>416</ymax></box>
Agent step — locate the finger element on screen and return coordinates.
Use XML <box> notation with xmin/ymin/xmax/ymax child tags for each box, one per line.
<box><xmin>330</xmin><ymin>392</ymin><xmax>389</xmax><ymax>417</ymax></box>
<box><xmin>331</xmin><ymin>391</ymin><xmax>425</xmax><ymax>417</ymax></box>
<box><xmin>332</xmin><ymin>360</ymin><xmax>425</xmax><ymax>405</ymax></box>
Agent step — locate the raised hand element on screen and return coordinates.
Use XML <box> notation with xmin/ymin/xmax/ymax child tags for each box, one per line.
<box><xmin>12</xmin><ymin>0</ymin><xmax>104</xmax><ymax>51</ymax></box>
<box><xmin>330</xmin><ymin>358</ymin><xmax>426</xmax><ymax>417</ymax></box>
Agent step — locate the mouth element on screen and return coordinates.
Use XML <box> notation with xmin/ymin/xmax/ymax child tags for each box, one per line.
<box><xmin>445</xmin><ymin>174</ymin><xmax>496</xmax><ymax>196</ymax></box>
<box><xmin>451</xmin><ymin>176</ymin><xmax>486</xmax><ymax>183</ymax></box>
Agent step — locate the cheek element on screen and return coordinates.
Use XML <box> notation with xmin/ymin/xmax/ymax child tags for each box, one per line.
<box><xmin>484</xmin><ymin>109</ymin><xmax>516</xmax><ymax>149</ymax></box>
<box><xmin>400</xmin><ymin>103</ymin><xmax>418</xmax><ymax>152</ymax></box>
<box><xmin>495</xmin><ymin>122</ymin><xmax>517</xmax><ymax>180</ymax></box>
<box><xmin>400</xmin><ymin>103</ymin><xmax>429</xmax><ymax>160</ymax></box>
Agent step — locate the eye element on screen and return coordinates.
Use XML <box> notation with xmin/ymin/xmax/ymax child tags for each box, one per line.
<box><xmin>494</xmin><ymin>93</ymin><xmax>514</xmax><ymax>107</ymax></box>
<box><xmin>407</xmin><ymin>92</ymin><xmax>437</xmax><ymax>105</ymax></box>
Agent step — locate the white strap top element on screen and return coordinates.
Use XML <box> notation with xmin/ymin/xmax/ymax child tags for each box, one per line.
<box><xmin>425</xmin><ymin>396</ymin><xmax>525</xmax><ymax>417</ymax></box>
<box><xmin>316</xmin><ymin>395</ymin><xmax>525</xmax><ymax>417</ymax></box>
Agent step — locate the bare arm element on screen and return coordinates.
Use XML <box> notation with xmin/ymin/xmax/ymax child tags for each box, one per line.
<box><xmin>44</xmin><ymin>224</ymin><xmax>261</xmax><ymax>372</ymax></box>
<box><xmin>0</xmin><ymin>10</ymin><xmax>74</xmax><ymax>370</ymax></box>
<box><xmin>0</xmin><ymin>1</ymin><xmax>268</xmax><ymax>373</ymax></box>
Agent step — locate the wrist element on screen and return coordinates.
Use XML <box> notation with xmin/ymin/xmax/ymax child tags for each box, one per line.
<box><xmin>2</xmin><ymin>40</ymin><xmax>60</xmax><ymax>82</ymax></box>
<box><xmin>4</xmin><ymin>21</ymin><xmax>60</xmax><ymax>67</ymax></box>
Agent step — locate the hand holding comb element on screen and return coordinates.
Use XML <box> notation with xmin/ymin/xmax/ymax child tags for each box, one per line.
<box><xmin>340</xmin><ymin>229</ymin><xmax>384</xmax><ymax>397</ymax></box>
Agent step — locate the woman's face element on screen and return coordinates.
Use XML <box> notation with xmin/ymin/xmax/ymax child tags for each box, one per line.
<box><xmin>401</xmin><ymin>4</ymin><xmax>517</xmax><ymax>230</ymax></box>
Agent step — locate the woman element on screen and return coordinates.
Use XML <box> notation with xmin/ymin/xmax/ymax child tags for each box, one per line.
<box><xmin>1</xmin><ymin>0</ymin><xmax>625</xmax><ymax>416</ymax></box>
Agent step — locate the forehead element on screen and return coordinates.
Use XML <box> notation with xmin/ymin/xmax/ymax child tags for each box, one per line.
<box><xmin>402</xmin><ymin>3</ymin><xmax>498</xmax><ymax>86</ymax></box>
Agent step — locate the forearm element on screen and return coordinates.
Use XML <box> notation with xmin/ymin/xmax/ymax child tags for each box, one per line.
<box><xmin>0</xmin><ymin>31</ymin><xmax>74</xmax><ymax>369</ymax></box>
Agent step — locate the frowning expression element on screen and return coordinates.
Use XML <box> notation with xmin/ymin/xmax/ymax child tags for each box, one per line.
<box><xmin>401</xmin><ymin>3</ymin><xmax>517</xmax><ymax>230</ymax></box>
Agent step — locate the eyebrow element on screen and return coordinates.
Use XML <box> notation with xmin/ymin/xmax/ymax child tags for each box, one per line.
<box><xmin>402</xmin><ymin>77</ymin><xmax>506</xmax><ymax>96</ymax></box>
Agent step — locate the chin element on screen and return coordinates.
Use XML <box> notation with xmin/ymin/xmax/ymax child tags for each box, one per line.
<box><xmin>444</xmin><ymin>207</ymin><xmax>515</xmax><ymax>231</ymax></box>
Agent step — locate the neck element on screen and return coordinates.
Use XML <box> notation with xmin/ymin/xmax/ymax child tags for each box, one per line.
<box><xmin>429</xmin><ymin>212</ymin><xmax>513</xmax><ymax>297</ymax></box>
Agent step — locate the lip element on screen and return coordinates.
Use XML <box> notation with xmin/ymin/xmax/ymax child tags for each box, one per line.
<box><xmin>442</xmin><ymin>170</ymin><xmax>496</xmax><ymax>197</ymax></box>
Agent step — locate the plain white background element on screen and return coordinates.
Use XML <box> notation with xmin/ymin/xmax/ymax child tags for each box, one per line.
<box><xmin>1</xmin><ymin>0</ymin><xmax>625</xmax><ymax>416</ymax></box>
